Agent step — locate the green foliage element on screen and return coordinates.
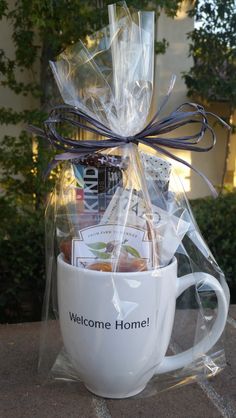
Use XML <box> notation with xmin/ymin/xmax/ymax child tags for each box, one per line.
<box><xmin>155</xmin><ymin>38</ymin><xmax>169</xmax><ymax>54</ymax></box>
<box><xmin>0</xmin><ymin>204</ymin><xmax>45</xmax><ymax>323</ymax></box>
<box><xmin>190</xmin><ymin>191</ymin><xmax>236</xmax><ymax>301</ymax></box>
<box><xmin>184</xmin><ymin>0</ymin><xmax>236</xmax><ymax>108</ymax></box>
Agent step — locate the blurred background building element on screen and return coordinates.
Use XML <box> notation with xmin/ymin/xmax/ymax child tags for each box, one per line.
<box><xmin>0</xmin><ymin>1</ymin><xmax>235</xmax><ymax>199</ymax></box>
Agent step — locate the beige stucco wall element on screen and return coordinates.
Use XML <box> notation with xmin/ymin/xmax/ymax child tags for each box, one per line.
<box><xmin>227</xmin><ymin>110</ymin><xmax>236</xmax><ymax>187</ymax></box>
<box><xmin>0</xmin><ymin>1</ymin><xmax>233</xmax><ymax>199</ymax></box>
<box><xmin>0</xmin><ymin>3</ymin><xmax>38</xmax><ymax>139</ymax></box>
<box><xmin>155</xmin><ymin>4</ymin><xmax>230</xmax><ymax>199</ymax></box>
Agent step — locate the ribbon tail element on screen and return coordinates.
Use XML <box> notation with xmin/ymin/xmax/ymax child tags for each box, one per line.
<box><xmin>205</xmin><ymin>111</ymin><xmax>231</xmax><ymax>130</ymax></box>
<box><xmin>27</xmin><ymin>125</ymin><xmax>47</xmax><ymax>139</ymax></box>
<box><xmin>43</xmin><ymin>159</ymin><xmax>59</xmax><ymax>179</ymax></box>
<box><xmin>43</xmin><ymin>152</ymin><xmax>92</xmax><ymax>178</ymax></box>
<box><xmin>54</xmin><ymin>152</ymin><xmax>94</xmax><ymax>161</ymax></box>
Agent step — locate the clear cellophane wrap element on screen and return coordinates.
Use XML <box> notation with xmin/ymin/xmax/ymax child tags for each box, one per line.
<box><xmin>39</xmin><ymin>1</ymin><xmax>229</xmax><ymax>399</ymax></box>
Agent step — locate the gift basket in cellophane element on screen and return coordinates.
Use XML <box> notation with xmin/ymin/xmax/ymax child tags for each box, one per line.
<box><xmin>33</xmin><ymin>1</ymin><xmax>230</xmax><ymax>399</ymax></box>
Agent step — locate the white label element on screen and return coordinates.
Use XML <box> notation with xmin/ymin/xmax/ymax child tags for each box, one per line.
<box><xmin>101</xmin><ymin>188</ymin><xmax>149</xmax><ymax>228</ymax></box>
<box><xmin>68</xmin><ymin>312</ymin><xmax>150</xmax><ymax>331</ymax></box>
<box><xmin>71</xmin><ymin>187</ymin><xmax>190</xmax><ymax>268</ymax></box>
<box><xmin>72</xmin><ymin>224</ymin><xmax>152</xmax><ymax>268</ymax></box>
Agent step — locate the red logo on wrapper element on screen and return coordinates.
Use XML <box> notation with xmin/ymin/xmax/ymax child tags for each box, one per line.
<box><xmin>76</xmin><ymin>188</ymin><xmax>84</xmax><ymax>201</ymax></box>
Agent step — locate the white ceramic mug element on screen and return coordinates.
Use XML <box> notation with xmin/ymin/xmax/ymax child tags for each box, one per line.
<box><xmin>57</xmin><ymin>254</ymin><xmax>228</xmax><ymax>398</ymax></box>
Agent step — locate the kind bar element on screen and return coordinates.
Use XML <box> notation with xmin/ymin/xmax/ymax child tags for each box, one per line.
<box><xmin>73</xmin><ymin>154</ymin><xmax>128</xmax><ymax>213</ymax></box>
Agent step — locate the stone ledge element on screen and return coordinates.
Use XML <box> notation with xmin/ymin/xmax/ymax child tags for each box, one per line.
<box><xmin>0</xmin><ymin>306</ymin><xmax>235</xmax><ymax>418</ymax></box>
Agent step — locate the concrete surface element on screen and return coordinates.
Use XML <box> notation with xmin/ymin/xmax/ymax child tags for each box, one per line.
<box><xmin>1</xmin><ymin>307</ymin><xmax>236</xmax><ymax>418</ymax></box>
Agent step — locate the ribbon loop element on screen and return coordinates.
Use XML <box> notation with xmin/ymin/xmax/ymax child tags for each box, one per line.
<box><xmin>28</xmin><ymin>82</ymin><xmax>230</xmax><ymax>197</ymax></box>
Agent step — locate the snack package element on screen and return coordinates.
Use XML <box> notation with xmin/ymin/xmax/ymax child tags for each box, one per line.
<box><xmin>38</xmin><ymin>2</ymin><xmax>229</xmax><ymax>399</ymax></box>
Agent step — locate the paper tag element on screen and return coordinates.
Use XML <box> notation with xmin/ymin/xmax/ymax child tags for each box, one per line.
<box><xmin>72</xmin><ymin>187</ymin><xmax>190</xmax><ymax>268</ymax></box>
<box><xmin>100</xmin><ymin>187</ymin><xmax>190</xmax><ymax>265</ymax></box>
<box><xmin>100</xmin><ymin>188</ymin><xmax>149</xmax><ymax>228</ymax></box>
<box><xmin>72</xmin><ymin>224</ymin><xmax>152</xmax><ymax>268</ymax></box>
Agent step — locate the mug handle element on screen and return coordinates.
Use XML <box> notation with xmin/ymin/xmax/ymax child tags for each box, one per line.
<box><xmin>156</xmin><ymin>272</ymin><xmax>229</xmax><ymax>374</ymax></box>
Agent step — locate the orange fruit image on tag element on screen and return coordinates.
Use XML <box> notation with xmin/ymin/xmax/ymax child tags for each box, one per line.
<box><xmin>87</xmin><ymin>259</ymin><xmax>147</xmax><ymax>272</ymax></box>
<box><xmin>87</xmin><ymin>262</ymin><xmax>113</xmax><ymax>272</ymax></box>
<box><xmin>117</xmin><ymin>259</ymin><xmax>147</xmax><ymax>272</ymax></box>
